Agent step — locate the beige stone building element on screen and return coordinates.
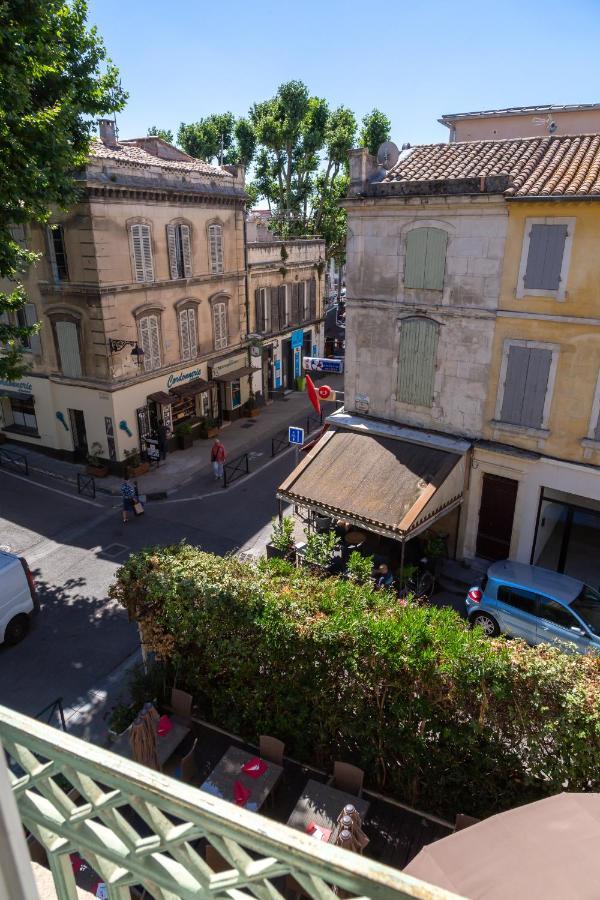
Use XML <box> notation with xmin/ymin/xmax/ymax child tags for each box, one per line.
<box><xmin>0</xmin><ymin>120</ymin><xmax>253</xmax><ymax>465</ymax></box>
<box><xmin>246</xmin><ymin>213</ymin><xmax>325</xmax><ymax>399</ymax></box>
<box><xmin>439</xmin><ymin>102</ymin><xmax>600</xmax><ymax>142</ymax></box>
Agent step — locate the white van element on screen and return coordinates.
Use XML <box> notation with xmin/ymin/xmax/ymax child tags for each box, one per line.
<box><xmin>0</xmin><ymin>550</ymin><xmax>38</xmax><ymax>644</ymax></box>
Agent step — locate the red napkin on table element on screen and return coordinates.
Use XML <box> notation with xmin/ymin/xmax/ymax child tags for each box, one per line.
<box><xmin>156</xmin><ymin>714</ymin><xmax>173</xmax><ymax>736</ymax></box>
<box><xmin>241</xmin><ymin>756</ymin><xmax>268</xmax><ymax>778</ymax></box>
<box><xmin>234</xmin><ymin>780</ymin><xmax>251</xmax><ymax>806</ymax></box>
<box><xmin>306</xmin><ymin>822</ymin><xmax>331</xmax><ymax>842</ymax></box>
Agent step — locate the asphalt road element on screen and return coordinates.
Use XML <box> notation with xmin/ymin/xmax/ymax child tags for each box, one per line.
<box><xmin>0</xmin><ymin>451</ymin><xmax>295</xmax><ymax>718</ymax></box>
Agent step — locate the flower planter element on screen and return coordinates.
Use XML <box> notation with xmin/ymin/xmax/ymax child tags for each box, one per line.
<box><xmin>295</xmin><ymin>376</ymin><xmax>306</xmax><ymax>392</ymax></box>
<box><xmin>266</xmin><ymin>542</ymin><xmax>295</xmax><ymax>561</ymax></box>
<box><xmin>245</xmin><ymin>407</ymin><xmax>260</xmax><ymax>418</ymax></box>
<box><xmin>127</xmin><ymin>461</ymin><xmax>150</xmax><ymax>479</ymax></box>
<box><xmin>199</xmin><ymin>426</ymin><xmax>219</xmax><ymax>439</ymax></box>
<box><xmin>86</xmin><ymin>464</ymin><xmax>109</xmax><ymax>478</ymax></box>
<box><xmin>177</xmin><ymin>432</ymin><xmax>194</xmax><ymax>450</ymax></box>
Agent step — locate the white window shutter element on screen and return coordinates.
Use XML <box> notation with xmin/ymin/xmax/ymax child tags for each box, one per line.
<box><xmin>209</xmin><ymin>225</ymin><xmax>223</xmax><ymax>274</ymax></box>
<box><xmin>179</xmin><ymin>309</ymin><xmax>191</xmax><ymax>360</ymax></box>
<box><xmin>56</xmin><ymin>321</ymin><xmax>82</xmax><ymax>377</ymax></box>
<box><xmin>141</xmin><ymin>225</ymin><xmax>154</xmax><ymax>281</ymax></box>
<box><xmin>25</xmin><ymin>303</ymin><xmax>41</xmax><ymax>354</ymax></box>
<box><xmin>148</xmin><ymin>314</ymin><xmax>161</xmax><ymax>369</ymax></box>
<box><xmin>139</xmin><ymin>316</ymin><xmax>151</xmax><ymax>369</ymax></box>
<box><xmin>139</xmin><ymin>314</ymin><xmax>161</xmax><ymax>371</ymax></box>
<box><xmin>188</xmin><ymin>308</ymin><xmax>198</xmax><ymax>357</ymax></box>
<box><xmin>130</xmin><ymin>225</ymin><xmax>145</xmax><ymax>282</ymax></box>
<box><xmin>181</xmin><ymin>225</ymin><xmax>193</xmax><ymax>277</ymax></box>
<box><xmin>213</xmin><ymin>302</ymin><xmax>227</xmax><ymax>350</ymax></box>
<box><xmin>167</xmin><ymin>224</ymin><xmax>179</xmax><ymax>280</ymax></box>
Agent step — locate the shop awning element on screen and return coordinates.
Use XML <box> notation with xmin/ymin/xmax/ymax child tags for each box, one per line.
<box><xmin>213</xmin><ymin>366</ymin><xmax>255</xmax><ymax>383</ymax></box>
<box><xmin>0</xmin><ymin>388</ymin><xmax>34</xmax><ymax>401</ymax></box>
<box><xmin>169</xmin><ymin>378</ymin><xmax>211</xmax><ymax>398</ymax></box>
<box><xmin>278</xmin><ymin>428</ymin><xmax>467</xmax><ymax>541</ymax></box>
<box><xmin>147</xmin><ymin>391</ymin><xmax>172</xmax><ymax>404</ymax></box>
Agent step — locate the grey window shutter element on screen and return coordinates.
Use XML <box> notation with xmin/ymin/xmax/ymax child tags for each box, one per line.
<box><xmin>423</xmin><ymin>229</ymin><xmax>447</xmax><ymax>290</ymax></box>
<box><xmin>309</xmin><ymin>279</ymin><xmax>317</xmax><ymax>319</ymax></box>
<box><xmin>255</xmin><ymin>288</ymin><xmax>264</xmax><ymax>332</ymax></box>
<box><xmin>56</xmin><ymin>321</ymin><xmax>82</xmax><ymax>377</ymax></box>
<box><xmin>278</xmin><ymin>285</ymin><xmax>286</xmax><ymax>326</ymax></box>
<box><xmin>523</xmin><ymin>224</ymin><xmax>567</xmax><ymax>290</ymax></box>
<box><xmin>501</xmin><ymin>346</ymin><xmax>552</xmax><ymax>427</ymax></box>
<box><xmin>180</xmin><ymin>225</ymin><xmax>192</xmax><ymax>277</ymax></box>
<box><xmin>46</xmin><ymin>226</ymin><xmax>59</xmax><ymax>282</ymax></box>
<box><xmin>270</xmin><ymin>287</ymin><xmax>280</xmax><ymax>332</ymax></box>
<box><xmin>404</xmin><ymin>229</ymin><xmax>428</xmax><ymax>289</ymax></box>
<box><xmin>291</xmin><ymin>283</ymin><xmax>300</xmax><ymax>324</ymax></box>
<box><xmin>397</xmin><ymin>318</ymin><xmax>439</xmax><ymax>407</ymax></box>
<box><xmin>167</xmin><ymin>224</ymin><xmax>179</xmax><ymax>279</ymax></box>
<box><xmin>25</xmin><ymin>303</ymin><xmax>41</xmax><ymax>355</ymax></box>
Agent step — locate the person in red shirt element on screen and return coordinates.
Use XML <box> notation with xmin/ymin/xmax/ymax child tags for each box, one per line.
<box><xmin>211</xmin><ymin>437</ymin><xmax>226</xmax><ymax>480</ymax></box>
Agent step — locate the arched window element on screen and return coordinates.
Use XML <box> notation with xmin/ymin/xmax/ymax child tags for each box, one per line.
<box><xmin>208</xmin><ymin>224</ymin><xmax>224</xmax><ymax>274</ymax></box>
<box><xmin>49</xmin><ymin>312</ymin><xmax>82</xmax><ymax>377</ymax></box>
<box><xmin>178</xmin><ymin>306</ymin><xmax>198</xmax><ymax>361</ymax></box>
<box><xmin>404</xmin><ymin>227</ymin><xmax>447</xmax><ymax>291</ymax></box>
<box><xmin>212</xmin><ymin>301</ymin><xmax>228</xmax><ymax>350</ymax></box>
<box><xmin>397</xmin><ymin>317</ymin><xmax>440</xmax><ymax>407</ymax></box>
<box><xmin>129</xmin><ymin>223</ymin><xmax>154</xmax><ymax>282</ymax></box>
<box><xmin>138</xmin><ymin>313</ymin><xmax>162</xmax><ymax>371</ymax></box>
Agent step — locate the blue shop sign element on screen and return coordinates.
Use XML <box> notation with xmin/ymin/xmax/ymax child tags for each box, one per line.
<box><xmin>291</xmin><ymin>328</ymin><xmax>304</xmax><ymax>349</ymax></box>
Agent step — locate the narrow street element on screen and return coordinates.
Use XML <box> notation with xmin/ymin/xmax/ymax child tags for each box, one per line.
<box><xmin>0</xmin><ymin>450</ymin><xmax>296</xmax><ymax>718</ymax></box>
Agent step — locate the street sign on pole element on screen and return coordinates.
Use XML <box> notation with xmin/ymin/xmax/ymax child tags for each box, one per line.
<box><xmin>288</xmin><ymin>426</ymin><xmax>305</xmax><ymax>446</ymax></box>
<box><xmin>303</xmin><ymin>356</ymin><xmax>344</xmax><ymax>374</ymax></box>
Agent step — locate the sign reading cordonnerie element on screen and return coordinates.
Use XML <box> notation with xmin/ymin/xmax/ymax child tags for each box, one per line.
<box><xmin>167</xmin><ymin>368</ymin><xmax>203</xmax><ymax>389</ymax></box>
<box><xmin>0</xmin><ymin>378</ymin><xmax>34</xmax><ymax>393</ymax></box>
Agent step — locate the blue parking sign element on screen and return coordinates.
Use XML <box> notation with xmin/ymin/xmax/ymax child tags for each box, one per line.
<box><xmin>288</xmin><ymin>426</ymin><xmax>304</xmax><ymax>445</ymax></box>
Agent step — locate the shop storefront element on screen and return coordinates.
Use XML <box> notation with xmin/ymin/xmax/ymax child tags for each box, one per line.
<box><xmin>135</xmin><ymin>365</ymin><xmax>217</xmax><ymax>452</ymax></box>
<box><xmin>0</xmin><ymin>378</ymin><xmax>38</xmax><ymax>438</ymax></box>
<box><xmin>209</xmin><ymin>352</ymin><xmax>254</xmax><ymax>422</ymax></box>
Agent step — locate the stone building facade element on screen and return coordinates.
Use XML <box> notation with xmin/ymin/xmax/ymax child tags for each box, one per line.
<box><xmin>0</xmin><ymin>121</ymin><xmax>252</xmax><ymax>465</ymax></box>
<box><xmin>246</xmin><ymin>234</ymin><xmax>325</xmax><ymax>399</ymax></box>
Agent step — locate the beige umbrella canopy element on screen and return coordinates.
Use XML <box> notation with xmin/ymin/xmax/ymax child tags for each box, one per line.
<box><xmin>404</xmin><ymin>793</ymin><xmax>600</xmax><ymax>900</ymax></box>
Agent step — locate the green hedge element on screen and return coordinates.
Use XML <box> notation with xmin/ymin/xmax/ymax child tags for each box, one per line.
<box><xmin>110</xmin><ymin>543</ymin><xmax>600</xmax><ymax>818</ymax></box>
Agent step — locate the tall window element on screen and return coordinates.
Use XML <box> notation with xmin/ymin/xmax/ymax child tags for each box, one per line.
<box><xmin>9</xmin><ymin>396</ymin><xmax>38</xmax><ymax>433</ymax></box>
<box><xmin>517</xmin><ymin>218</ymin><xmax>574</xmax><ymax>300</ymax></box>
<box><xmin>213</xmin><ymin>301</ymin><xmax>228</xmax><ymax>350</ymax></box>
<box><xmin>208</xmin><ymin>224</ymin><xmax>224</xmax><ymax>274</ymax></box>
<box><xmin>138</xmin><ymin>314</ymin><xmax>162</xmax><ymax>371</ymax></box>
<box><xmin>404</xmin><ymin>227</ymin><xmax>447</xmax><ymax>291</ymax></box>
<box><xmin>281</xmin><ymin>285</ymin><xmax>289</xmax><ymax>327</ymax></box>
<box><xmin>130</xmin><ymin>224</ymin><xmax>154</xmax><ymax>282</ymax></box>
<box><xmin>499</xmin><ymin>344</ymin><xmax>554</xmax><ymax>430</ymax></box>
<box><xmin>55</xmin><ymin>320</ymin><xmax>82</xmax><ymax>377</ymax></box>
<box><xmin>167</xmin><ymin>223</ymin><xmax>192</xmax><ymax>279</ymax></box>
<box><xmin>302</xmin><ymin>282</ymin><xmax>310</xmax><ymax>320</ymax></box>
<box><xmin>178</xmin><ymin>307</ymin><xmax>198</xmax><ymax>361</ymax></box>
<box><xmin>256</xmin><ymin>288</ymin><xmax>270</xmax><ymax>333</ymax></box>
<box><xmin>397</xmin><ymin>317</ymin><xmax>439</xmax><ymax>407</ymax></box>
<box><xmin>47</xmin><ymin>225</ymin><xmax>69</xmax><ymax>282</ymax></box>
<box><xmin>16</xmin><ymin>303</ymin><xmax>41</xmax><ymax>354</ymax></box>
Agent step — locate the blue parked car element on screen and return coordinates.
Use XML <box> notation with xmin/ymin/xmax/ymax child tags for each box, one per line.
<box><xmin>465</xmin><ymin>560</ymin><xmax>600</xmax><ymax>654</ymax></box>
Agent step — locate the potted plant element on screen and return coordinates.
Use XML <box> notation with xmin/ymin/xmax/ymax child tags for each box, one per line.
<box><xmin>299</xmin><ymin>529</ymin><xmax>339</xmax><ymax>574</ymax></box>
<box><xmin>175</xmin><ymin>422</ymin><xmax>194</xmax><ymax>450</ymax></box>
<box><xmin>107</xmin><ymin>702</ymin><xmax>137</xmax><ymax>738</ymax></box>
<box><xmin>244</xmin><ymin>394</ymin><xmax>260</xmax><ymax>418</ymax></box>
<box><xmin>124</xmin><ymin>447</ymin><xmax>150</xmax><ymax>478</ymax></box>
<box><xmin>86</xmin><ymin>442</ymin><xmax>109</xmax><ymax>477</ymax></box>
<box><xmin>295</xmin><ymin>375</ymin><xmax>306</xmax><ymax>392</ymax></box>
<box><xmin>346</xmin><ymin>551</ymin><xmax>374</xmax><ymax>585</ymax></box>
<box><xmin>266</xmin><ymin>516</ymin><xmax>296</xmax><ymax>560</ymax></box>
<box><xmin>199</xmin><ymin>417</ymin><xmax>219</xmax><ymax>439</ymax></box>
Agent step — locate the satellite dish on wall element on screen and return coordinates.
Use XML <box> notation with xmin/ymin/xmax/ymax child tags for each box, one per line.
<box><xmin>376</xmin><ymin>140</ymin><xmax>400</xmax><ymax>169</ymax></box>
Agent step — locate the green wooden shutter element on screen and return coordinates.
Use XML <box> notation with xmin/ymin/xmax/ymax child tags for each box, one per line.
<box><xmin>270</xmin><ymin>287</ymin><xmax>280</xmax><ymax>332</ymax></box>
<box><xmin>404</xmin><ymin>229</ymin><xmax>427</xmax><ymax>289</ymax></box>
<box><xmin>423</xmin><ymin>229</ymin><xmax>447</xmax><ymax>290</ymax></box>
<box><xmin>397</xmin><ymin>317</ymin><xmax>439</xmax><ymax>407</ymax></box>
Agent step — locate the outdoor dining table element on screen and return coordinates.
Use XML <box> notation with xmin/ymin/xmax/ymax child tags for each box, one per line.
<box><xmin>287</xmin><ymin>778</ymin><xmax>370</xmax><ymax>842</ymax></box>
<box><xmin>344</xmin><ymin>530</ymin><xmax>367</xmax><ymax>547</ymax></box>
<box><xmin>110</xmin><ymin>715</ymin><xmax>190</xmax><ymax>769</ymax></box>
<box><xmin>200</xmin><ymin>746</ymin><xmax>283</xmax><ymax>812</ymax></box>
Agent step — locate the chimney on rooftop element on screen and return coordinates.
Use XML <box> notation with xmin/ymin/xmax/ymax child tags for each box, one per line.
<box><xmin>98</xmin><ymin>118</ymin><xmax>118</xmax><ymax>147</ymax></box>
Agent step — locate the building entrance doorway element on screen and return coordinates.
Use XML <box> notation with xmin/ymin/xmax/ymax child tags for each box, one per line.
<box><xmin>476</xmin><ymin>473</ymin><xmax>518</xmax><ymax>560</ymax></box>
<box><xmin>261</xmin><ymin>346</ymin><xmax>273</xmax><ymax>402</ymax></box>
<box><xmin>282</xmin><ymin>339</ymin><xmax>294</xmax><ymax>391</ymax></box>
<box><xmin>532</xmin><ymin>488</ymin><xmax>600</xmax><ymax>585</ymax></box>
<box><xmin>68</xmin><ymin>409</ymin><xmax>88</xmax><ymax>462</ymax></box>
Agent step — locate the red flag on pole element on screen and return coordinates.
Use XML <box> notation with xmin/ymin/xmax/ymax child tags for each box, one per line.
<box><xmin>305</xmin><ymin>374</ymin><xmax>321</xmax><ymax>416</ymax></box>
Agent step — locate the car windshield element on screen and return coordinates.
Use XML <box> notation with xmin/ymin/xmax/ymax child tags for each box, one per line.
<box><xmin>571</xmin><ymin>585</ymin><xmax>600</xmax><ymax>636</ymax></box>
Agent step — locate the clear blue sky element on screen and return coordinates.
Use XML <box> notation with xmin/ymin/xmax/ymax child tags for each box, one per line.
<box><xmin>88</xmin><ymin>0</ymin><xmax>600</xmax><ymax>147</ymax></box>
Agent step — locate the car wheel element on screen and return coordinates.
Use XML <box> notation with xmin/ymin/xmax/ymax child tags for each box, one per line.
<box><xmin>471</xmin><ymin>612</ymin><xmax>500</xmax><ymax>638</ymax></box>
<box><xmin>4</xmin><ymin>614</ymin><xmax>30</xmax><ymax>646</ymax></box>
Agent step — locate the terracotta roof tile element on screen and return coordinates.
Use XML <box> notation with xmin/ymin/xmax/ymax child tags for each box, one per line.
<box><xmin>382</xmin><ymin>134</ymin><xmax>600</xmax><ymax>197</ymax></box>
<box><xmin>89</xmin><ymin>139</ymin><xmax>232</xmax><ymax>178</ymax></box>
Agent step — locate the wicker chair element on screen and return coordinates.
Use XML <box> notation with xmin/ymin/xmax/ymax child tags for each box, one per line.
<box><xmin>170</xmin><ymin>687</ymin><xmax>193</xmax><ymax>720</ymax></box>
<box><xmin>327</xmin><ymin>761</ymin><xmax>364</xmax><ymax>797</ymax></box>
<box><xmin>180</xmin><ymin>738</ymin><xmax>200</xmax><ymax>784</ymax></box>
<box><xmin>259</xmin><ymin>735</ymin><xmax>285</xmax><ymax>766</ymax></box>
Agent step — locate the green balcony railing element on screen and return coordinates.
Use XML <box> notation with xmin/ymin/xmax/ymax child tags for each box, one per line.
<box><xmin>0</xmin><ymin>704</ymin><xmax>461</xmax><ymax>900</ymax></box>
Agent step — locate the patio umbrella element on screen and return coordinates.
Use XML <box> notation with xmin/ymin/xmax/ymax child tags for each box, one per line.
<box><xmin>404</xmin><ymin>792</ymin><xmax>600</xmax><ymax>900</ymax></box>
<box><xmin>129</xmin><ymin>714</ymin><xmax>160</xmax><ymax>771</ymax></box>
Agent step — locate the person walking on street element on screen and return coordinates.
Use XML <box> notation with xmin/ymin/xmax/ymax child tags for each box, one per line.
<box><xmin>121</xmin><ymin>476</ymin><xmax>137</xmax><ymax>524</ymax></box>
<box><xmin>211</xmin><ymin>437</ymin><xmax>226</xmax><ymax>481</ymax></box>
<box><xmin>157</xmin><ymin>420</ymin><xmax>170</xmax><ymax>461</ymax></box>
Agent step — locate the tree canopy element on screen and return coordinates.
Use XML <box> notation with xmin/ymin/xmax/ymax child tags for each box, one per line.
<box><xmin>178</xmin><ymin>113</ymin><xmax>255</xmax><ymax>167</ymax></box>
<box><xmin>0</xmin><ymin>0</ymin><xmax>126</xmax><ymax>380</ymax></box>
<box><xmin>147</xmin><ymin>125</ymin><xmax>174</xmax><ymax>143</ymax></box>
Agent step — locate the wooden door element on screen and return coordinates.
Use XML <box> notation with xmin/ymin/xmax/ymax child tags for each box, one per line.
<box><xmin>476</xmin><ymin>474</ymin><xmax>518</xmax><ymax>560</ymax></box>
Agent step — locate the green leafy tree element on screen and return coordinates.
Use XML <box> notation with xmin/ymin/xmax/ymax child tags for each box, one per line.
<box><xmin>178</xmin><ymin>113</ymin><xmax>255</xmax><ymax>167</ymax></box>
<box><xmin>147</xmin><ymin>125</ymin><xmax>174</xmax><ymax>143</ymax></box>
<box><xmin>359</xmin><ymin>108</ymin><xmax>392</xmax><ymax>155</ymax></box>
<box><xmin>0</xmin><ymin>0</ymin><xmax>126</xmax><ymax>381</ymax></box>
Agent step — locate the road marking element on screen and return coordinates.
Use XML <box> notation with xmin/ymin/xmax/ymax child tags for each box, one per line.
<box><xmin>0</xmin><ymin>469</ymin><xmax>103</xmax><ymax>507</ymax></box>
<box><xmin>161</xmin><ymin>445</ymin><xmax>295</xmax><ymax>504</ymax></box>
